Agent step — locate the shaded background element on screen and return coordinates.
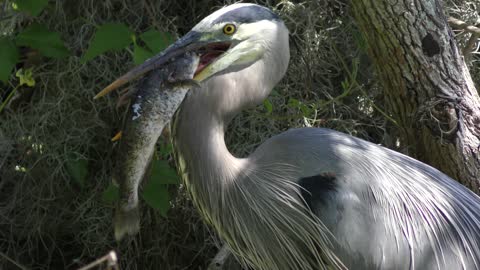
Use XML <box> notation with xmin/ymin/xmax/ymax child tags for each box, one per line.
<box><xmin>1</xmin><ymin>0</ymin><xmax>479</xmax><ymax>269</ymax></box>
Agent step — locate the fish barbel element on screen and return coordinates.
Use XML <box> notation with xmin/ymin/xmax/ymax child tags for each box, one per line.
<box><xmin>113</xmin><ymin>52</ymin><xmax>199</xmax><ymax>241</ymax></box>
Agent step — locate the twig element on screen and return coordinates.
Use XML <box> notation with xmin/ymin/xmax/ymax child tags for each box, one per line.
<box><xmin>0</xmin><ymin>15</ymin><xmax>14</xmax><ymax>22</ymax></box>
<box><xmin>463</xmin><ymin>32</ymin><xmax>479</xmax><ymax>60</ymax></box>
<box><xmin>145</xmin><ymin>1</ymin><xmax>161</xmax><ymax>32</ymax></box>
<box><xmin>0</xmin><ymin>85</ymin><xmax>21</xmax><ymax>114</ymax></box>
<box><xmin>207</xmin><ymin>245</ymin><xmax>231</xmax><ymax>269</ymax></box>
<box><xmin>291</xmin><ymin>35</ymin><xmax>314</xmax><ymax>96</ymax></box>
<box><xmin>77</xmin><ymin>251</ymin><xmax>119</xmax><ymax>270</ymax></box>
<box><xmin>448</xmin><ymin>17</ymin><xmax>480</xmax><ymax>35</ymax></box>
<box><xmin>448</xmin><ymin>16</ymin><xmax>480</xmax><ymax>60</ymax></box>
<box><xmin>0</xmin><ymin>0</ymin><xmax>8</xmax><ymax>17</ymax></box>
<box><xmin>207</xmin><ymin>245</ymin><xmax>242</xmax><ymax>270</ymax></box>
<box><xmin>332</xmin><ymin>44</ymin><xmax>399</xmax><ymax>126</ymax></box>
<box><xmin>0</xmin><ymin>251</ymin><xmax>29</xmax><ymax>270</ymax></box>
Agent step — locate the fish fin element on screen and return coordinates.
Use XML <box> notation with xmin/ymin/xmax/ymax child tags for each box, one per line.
<box><xmin>115</xmin><ymin>87</ymin><xmax>135</xmax><ymax>109</ymax></box>
<box><xmin>114</xmin><ymin>205</ymin><xmax>140</xmax><ymax>241</ymax></box>
<box><xmin>111</xmin><ymin>131</ymin><xmax>123</xmax><ymax>142</ymax></box>
<box><xmin>164</xmin><ymin>79</ymin><xmax>201</xmax><ymax>90</ymax></box>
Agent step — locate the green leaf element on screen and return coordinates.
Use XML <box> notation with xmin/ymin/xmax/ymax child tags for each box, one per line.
<box><xmin>82</xmin><ymin>23</ymin><xmax>133</xmax><ymax>63</ymax></box>
<box><xmin>12</xmin><ymin>0</ymin><xmax>48</xmax><ymax>16</ymax></box>
<box><xmin>141</xmin><ymin>159</ymin><xmax>179</xmax><ymax>217</ymax></box>
<box><xmin>158</xmin><ymin>143</ymin><xmax>173</xmax><ymax>157</ymax></box>
<box><xmin>150</xmin><ymin>159</ymin><xmax>180</xmax><ymax>185</ymax></box>
<box><xmin>341</xmin><ymin>80</ymin><xmax>349</xmax><ymax>91</ymax></box>
<box><xmin>352</xmin><ymin>29</ymin><xmax>368</xmax><ymax>51</ymax></box>
<box><xmin>133</xmin><ymin>43</ymin><xmax>154</xmax><ymax>65</ymax></box>
<box><xmin>0</xmin><ymin>38</ymin><xmax>19</xmax><ymax>82</ymax></box>
<box><xmin>263</xmin><ymin>99</ymin><xmax>273</xmax><ymax>115</ymax></box>
<box><xmin>288</xmin><ymin>98</ymin><xmax>300</xmax><ymax>108</ymax></box>
<box><xmin>16</xmin><ymin>23</ymin><xmax>69</xmax><ymax>58</ymax></box>
<box><xmin>140</xmin><ymin>29</ymin><xmax>174</xmax><ymax>53</ymax></box>
<box><xmin>102</xmin><ymin>183</ymin><xmax>119</xmax><ymax>203</ymax></box>
<box><xmin>270</xmin><ymin>89</ymin><xmax>280</xmax><ymax>97</ymax></box>
<box><xmin>15</xmin><ymin>68</ymin><xmax>35</xmax><ymax>87</ymax></box>
<box><xmin>142</xmin><ymin>181</ymin><xmax>170</xmax><ymax>217</ymax></box>
<box><xmin>66</xmin><ymin>159</ymin><xmax>88</xmax><ymax>187</ymax></box>
<box><xmin>299</xmin><ymin>104</ymin><xmax>312</xmax><ymax>116</ymax></box>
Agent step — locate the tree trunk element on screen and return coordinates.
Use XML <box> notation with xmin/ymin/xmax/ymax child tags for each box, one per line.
<box><xmin>352</xmin><ymin>0</ymin><xmax>480</xmax><ymax>192</ymax></box>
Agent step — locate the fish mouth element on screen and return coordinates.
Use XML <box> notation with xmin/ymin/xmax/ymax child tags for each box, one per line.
<box><xmin>194</xmin><ymin>42</ymin><xmax>232</xmax><ymax>77</ymax></box>
<box><xmin>94</xmin><ymin>30</ymin><xmax>233</xmax><ymax>99</ymax></box>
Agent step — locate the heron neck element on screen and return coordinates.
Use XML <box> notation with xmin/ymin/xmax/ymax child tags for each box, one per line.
<box><xmin>172</xmin><ymin>43</ymin><xmax>288</xmax><ymax>218</ymax></box>
<box><xmin>172</xmin><ymin>83</ymin><xmax>247</xmax><ymax>216</ymax></box>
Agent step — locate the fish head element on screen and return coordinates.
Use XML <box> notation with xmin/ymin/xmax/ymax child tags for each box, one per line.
<box><xmin>94</xmin><ymin>3</ymin><xmax>285</xmax><ymax>98</ymax></box>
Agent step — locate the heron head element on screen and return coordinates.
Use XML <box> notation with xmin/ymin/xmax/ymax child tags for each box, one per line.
<box><xmin>95</xmin><ymin>3</ymin><xmax>289</xmax><ymax>98</ymax></box>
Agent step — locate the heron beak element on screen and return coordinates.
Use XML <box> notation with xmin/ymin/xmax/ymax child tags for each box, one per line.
<box><xmin>193</xmin><ymin>40</ymin><xmax>265</xmax><ymax>82</ymax></box>
<box><xmin>94</xmin><ymin>31</ymin><xmax>232</xmax><ymax>99</ymax></box>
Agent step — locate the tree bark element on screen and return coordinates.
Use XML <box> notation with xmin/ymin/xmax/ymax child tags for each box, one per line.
<box><xmin>352</xmin><ymin>0</ymin><xmax>480</xmax><ymax>192</ymax></box>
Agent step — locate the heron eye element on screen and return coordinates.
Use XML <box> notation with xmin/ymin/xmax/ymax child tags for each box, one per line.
<box><xmin>223</xmin><ymin>24</ymin><xmax>236</xmax><ymax>35</ymax></box>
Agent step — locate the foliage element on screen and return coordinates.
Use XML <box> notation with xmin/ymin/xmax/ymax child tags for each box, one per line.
<box><xmin>132</xmin><ymin>38</ymin><xmax>153</xmax><ymax>65</ymax></box>
<box><xmin>11</xmin><ymin>0</ymin><xmax>48</xmax><ymax>16</ymax></box>
<box><xmin>12</xmin><ymin>0</ymin><xmax>48</xmax><ymax>16</ymax></box>
<box><xmin>16</xmin><ymin>23</ymin><xmax>69</xmax><ymax>58</ymax></box>
<box><xmin>81</xmin><ymin>23</ymin><xmax>174</xmax><ymax>64</ymax></box>
<box><xmin>101</xmin><ymin>158</ymin><xmax>180</xmax><ymax>217</ymax></box>
<box><xmin>263</xmin><ymin>98</ymin><xmax>273</xmax><ymax>115</ymax></box>
<box><xmin>102</xmin><ymin>182</ymin><xmax>120</xmax><ymax>203</ymax></box>
<box><xmin>142</xmin><ymin>159</ymin><xmax>180</xmax><ymax>217</ymax></box>
<box><xmin>0</xmin><ymin>5</ymin><xmax>173</xmax><ymax>83</ymax></box>
<box><xmin>15</xmin><ymin>68</ymin><xmax>35</xmax><ymax>87</ymax></box>
<box><xmin>1</xmin><ymin>1</ymin><xmax>177</xmax><ymax>222</ymax></box>
<box><xmin>81</xmin><ymin>23</ymin><xmax>133</xmax><ymax>63</ymax></box>
<box><xmin>133</xmin><ymin>30</ymin><xmax>174</xmax><ymax>64</ymax></box>
<box><xmin>66</xmin><ymin>158</ymin><xmax>88</xmax><ymax>187</ymax></box>
<box><xmin>140</xmin><ymin>29</ymin><xmax>174</xmax><ymax>52</ymax></box>
<box><xmin>0</xmin><ymin>38</ymin><xmax>19</xmax><ymax>82</ymax></box>
<box><xmin>0</xmin><ymin>1</ymin><xmax>198</xmax><ymax>268</ymax></box>
<box><xmin>0</xmin><ymin>24</ymin><xmax>67</xmax><ymax>81</ymax></box>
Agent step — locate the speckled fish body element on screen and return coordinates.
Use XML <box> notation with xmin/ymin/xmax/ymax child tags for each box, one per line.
<box><xmin>113</xmin><ymin>52</ymin><xmax>199</xmax><ymax>241</ymax></box>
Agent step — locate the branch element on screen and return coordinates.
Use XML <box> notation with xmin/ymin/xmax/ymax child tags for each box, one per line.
<box><xmin>0</xmin><ymin>251</ymin><xmax>28</xmax><ymax>270</ymax></box>
<box><xmin>77</xmin><ymin>251</ymin><xmax>119</xmax><ymax>270</ymax></box>
<box><xmin>207</xmin><ymin>246</ymin><xmax>243</xmax><ymax>270</ymax></box>
<box><xmin>208</xmin><ymin>246</ymin><xmax>231</xmax><ymax>270</ymax></box>
<box><xmin>463</xmin><ymin>32</ymin><xmax>479</xmax><ymax>60</ymax></box>
<box><xmin>448</xmin><ymin>17</ymin><xmax>480</xmax><ymax>35</ymax></box>
<box><xmin>448</xmin><ymin>17</ymin><xmax>480</xmax><ymax>60</ymax></box>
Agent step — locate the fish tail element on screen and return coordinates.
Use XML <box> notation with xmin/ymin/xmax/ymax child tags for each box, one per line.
<box><xmin>114</xmin><ymin>204</ymin><xmax>140</xmax><ymax>241</ymax></box>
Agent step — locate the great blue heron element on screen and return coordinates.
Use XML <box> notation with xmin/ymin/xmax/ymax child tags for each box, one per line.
<box><xmin>99</xmin><ymin>3</ymin><xmax>480</xmax><ymax>270</ymax></box>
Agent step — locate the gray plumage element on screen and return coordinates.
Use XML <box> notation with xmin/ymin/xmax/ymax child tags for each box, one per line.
<box><xmin>100</xmin><ymin>3</ymin><xmax>480</xmax><ymax>269</ymax></box>
<box><xmin>170</xmin><ymin>4</ymin><xmax>480</xmax><ymax>269</ymax></box>
<box><xmin>212</xmin><ymin>5</ymin><xmax>280</xmax><ymax>24</ymax></box>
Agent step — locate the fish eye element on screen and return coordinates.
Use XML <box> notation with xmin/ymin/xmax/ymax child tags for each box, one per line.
<box><xmin>223</xmin><ymin>24</ymin><xmax>236</xmax><ymax>35</ymax></box>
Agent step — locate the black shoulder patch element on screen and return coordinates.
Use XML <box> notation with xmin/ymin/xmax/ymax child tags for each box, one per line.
<box><xmin>213</xmin><ymin>5</ymin><xmax>280</xmax><ymax>24</ymax></box>
<box><xmin>298</xmin><ymin>172</ymin><xmax>337</xmax><ymax>210</ymax></box>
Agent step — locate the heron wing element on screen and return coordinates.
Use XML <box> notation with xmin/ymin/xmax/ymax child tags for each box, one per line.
<box><xmin>251</xmin><ymin>127</ymin><xmax>480</xmax><ymax>270</ymax></box>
